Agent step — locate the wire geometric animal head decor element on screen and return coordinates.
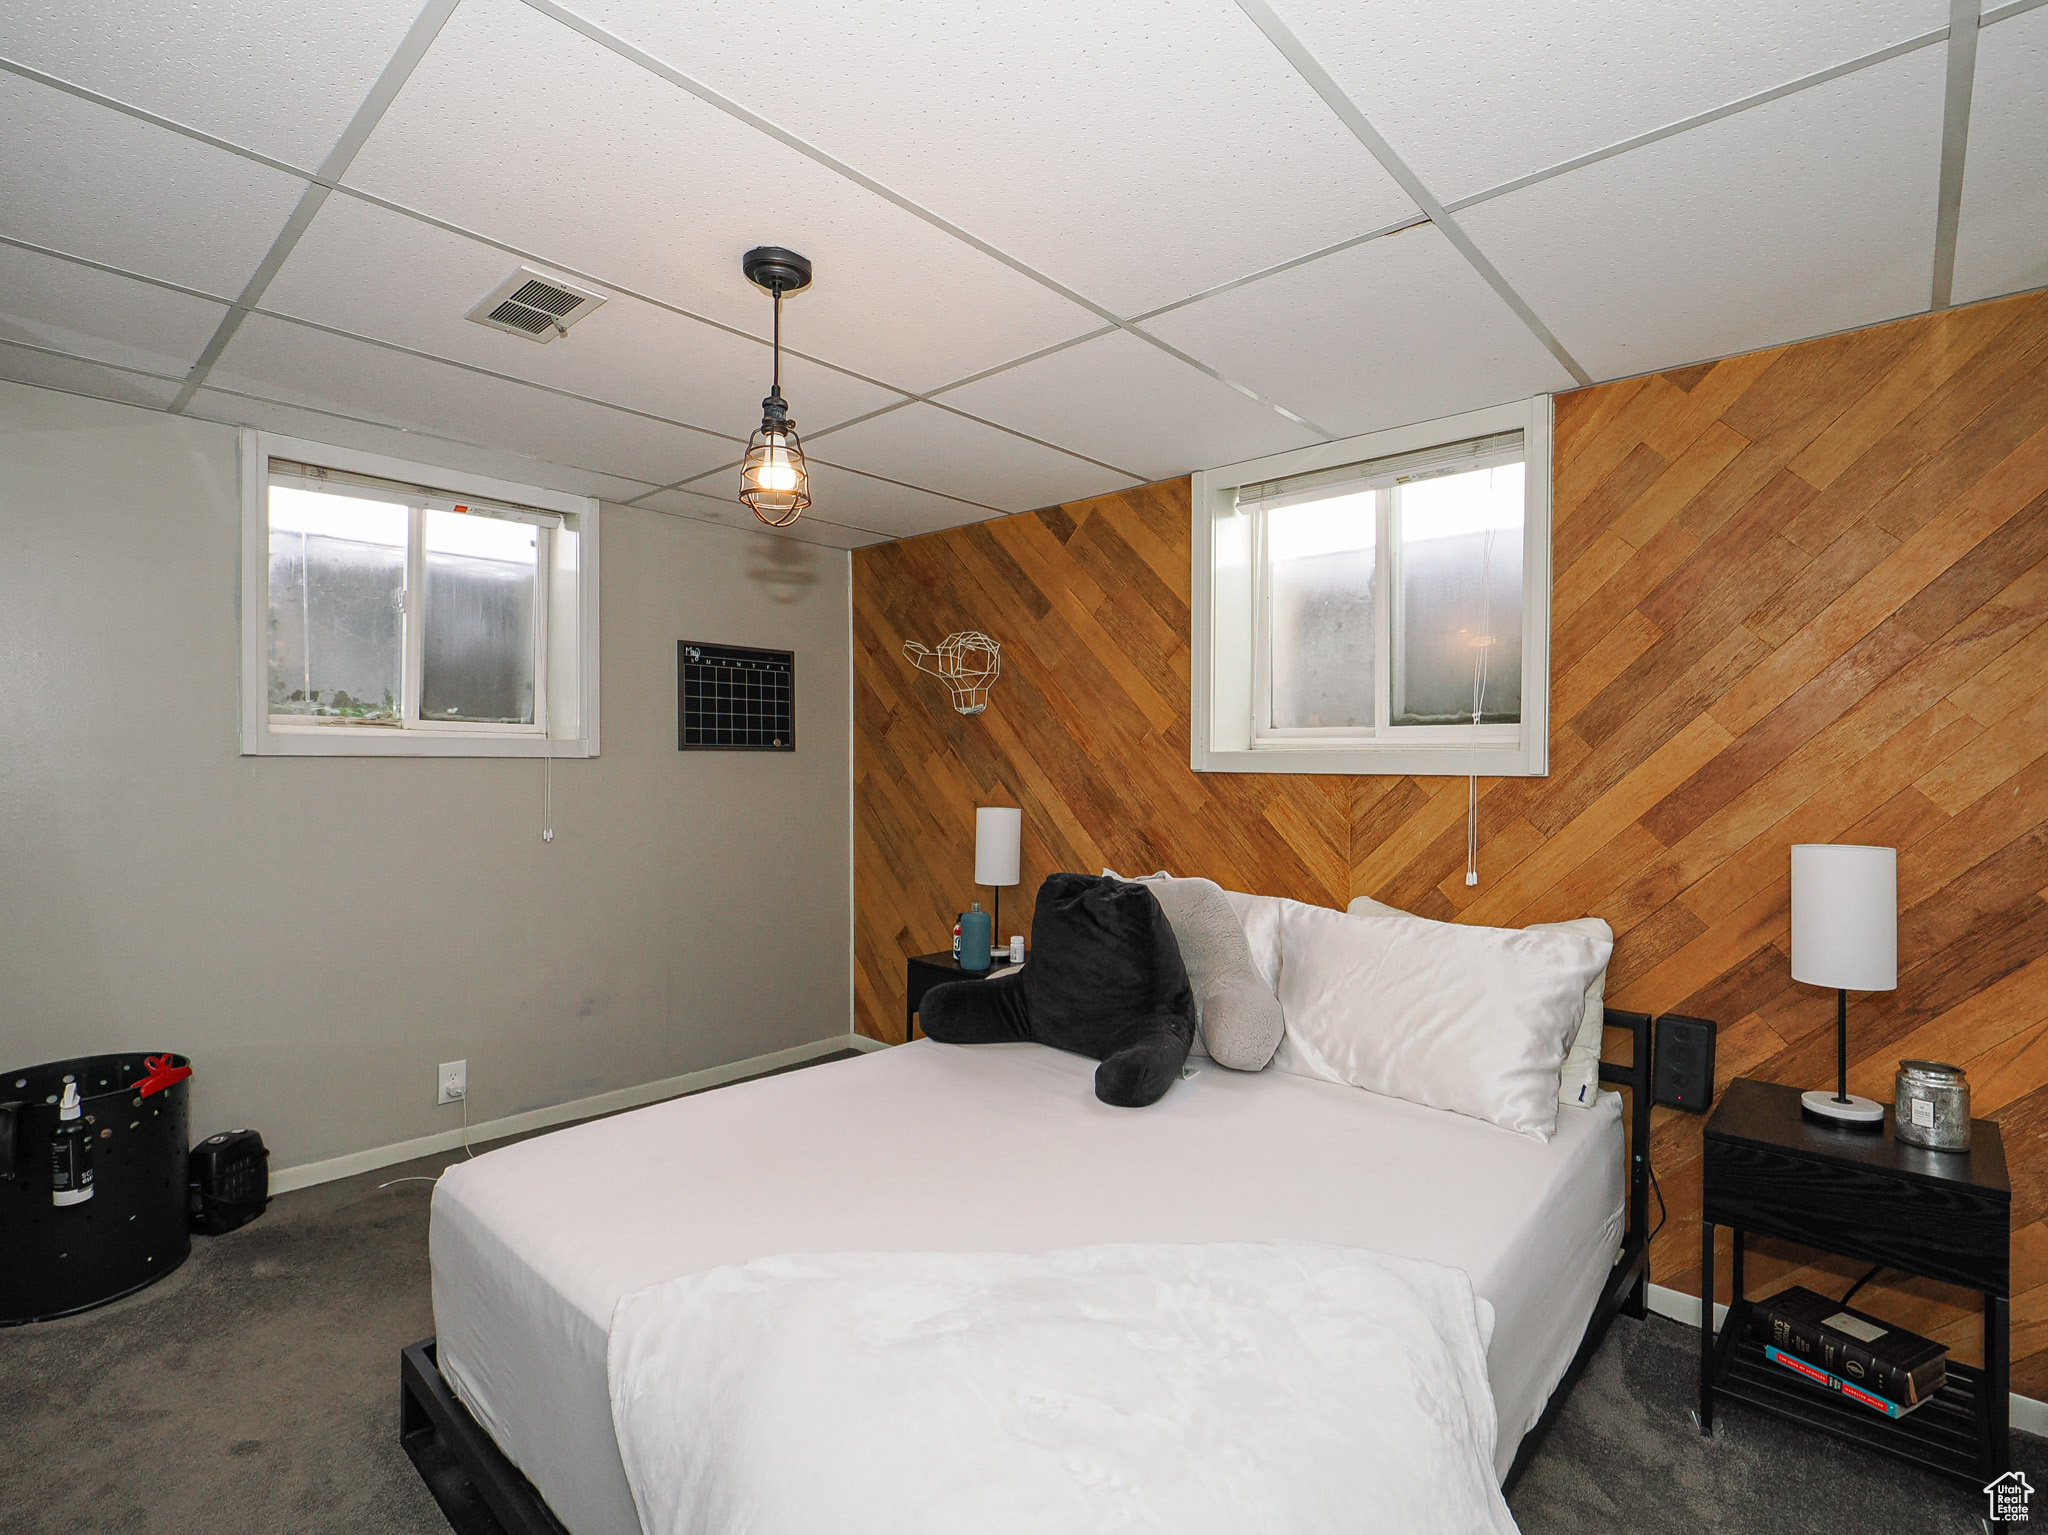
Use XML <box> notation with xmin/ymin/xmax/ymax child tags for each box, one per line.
<box><xmin>903</xmin><ymin>631</ymin><xmax>1002</xmax><ymax>715</ymax></box>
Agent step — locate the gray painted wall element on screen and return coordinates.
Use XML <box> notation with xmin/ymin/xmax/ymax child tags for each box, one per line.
<box><xmin>0</xmin><ymin>382</ymin><xmax>853</xmax><ymax>1171</ymax></box>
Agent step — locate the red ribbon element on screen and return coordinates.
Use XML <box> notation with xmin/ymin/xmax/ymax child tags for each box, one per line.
<box><xmin>133</xmin><ymin>1055</ymin><xmax>192</xmax><ymax>1098</ymax></box>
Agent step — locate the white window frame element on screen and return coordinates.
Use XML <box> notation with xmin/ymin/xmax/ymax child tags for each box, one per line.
<box><xmin>239</xmin><ymin>430</ymin><xmax>600</xmax><ymax>758</ymax></box>
<box><xmin>1191</xmin><ymin>396</ymin><xmax>1551</xmax><ymax>777</ymax></box>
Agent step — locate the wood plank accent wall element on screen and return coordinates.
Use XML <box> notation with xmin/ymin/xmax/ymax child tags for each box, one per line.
<box><xmin>853</xmin><ymin>288</ymin><xmax>2048</xmax><ymax>1388</ymax></box>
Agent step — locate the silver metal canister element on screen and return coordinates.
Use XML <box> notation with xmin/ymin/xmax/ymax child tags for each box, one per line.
<box><xmin>1894</xmin><ymin>1060</ymin><xmax>1971</xmax><ymax>1151</ymax></box>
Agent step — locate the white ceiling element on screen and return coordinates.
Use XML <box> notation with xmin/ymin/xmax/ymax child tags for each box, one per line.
<box><xmin>1</xmin><ymin>0</ymin><xmax>2042</xmax><ymax>549</ymax></box>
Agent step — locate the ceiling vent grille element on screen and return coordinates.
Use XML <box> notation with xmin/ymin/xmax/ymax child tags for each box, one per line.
<box><xmin>465</xmin><ymin>268</ymin><xmax>606</xmax><ymax>343</ymax></box>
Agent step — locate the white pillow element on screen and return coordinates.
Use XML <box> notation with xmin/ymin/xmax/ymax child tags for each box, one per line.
<box><xmin>1350</xmin><ymin>896</ymin><xmax>1613</xmax><ymax>1109</ymax></box>
<box><xmin>1218</xmin><ymin>888</ymin><xmax>1320</xmax><ymax>992</ymax></box>
<box><xmin>1272</xmin><ymin>901</ymin><xmax>1611</xmax><ymax>1140</ymax></box>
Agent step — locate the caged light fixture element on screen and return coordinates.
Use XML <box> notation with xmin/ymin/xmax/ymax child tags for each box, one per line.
<box><xmin>738</xmin><ymin>246</ymin><xmax>813</xmax><ymax>527</ymax></box>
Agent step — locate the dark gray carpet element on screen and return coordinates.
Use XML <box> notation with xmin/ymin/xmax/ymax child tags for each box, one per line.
<box><xmin>0</xmin><ymin>1048</ymin><xmax>864</xmax><ymax>1535</ymax></box>
<box><xmin>4</xmin><ymin>1051</ymin><xmax>2036</xmax><ymax>1533</ymax></box>
<box><xmin>1509</xmin><ymin>1307</ymin><xmax>2044</xmax><ymax>1533</ymax></box>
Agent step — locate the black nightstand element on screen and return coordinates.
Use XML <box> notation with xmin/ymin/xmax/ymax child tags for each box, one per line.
<box><xmin>905</xmin><ymin>951</ymin><xmax>1021</xmax><ymax>1041</ymax></box>
<box><xmin>1699</xmin><ymin>1077</ymin><xmax>2011</xmax><ymax>1501</ymax></box>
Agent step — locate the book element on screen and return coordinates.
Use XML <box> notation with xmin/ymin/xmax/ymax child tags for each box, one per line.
<box><xmin>1764</xmin><ymin>1345</ymin><xmax>1925</xmax><ymax>1418</ymax></box>
<box><xmin>1748</xmin><ymin>1285</ymin><xmax>1947</xmax><ymax>1406</ymax></box>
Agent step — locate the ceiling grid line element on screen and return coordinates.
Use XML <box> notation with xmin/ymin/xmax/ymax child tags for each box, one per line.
<box><xmin>0</xmin><ymin>54</ymin><xmax>933</xmax><ymax>408</ymax></box>
<box><xmin>245</xmin><ymin>308</ymin><xmax>750</xmax><ymax>444</ymax></box>
<box><xmin>193</xmin><ymin>381</ymin><xmax>671</xmax><ymax>495</ymax></box>
<box><xmin>657</xmin><ymin>475</ymin><xmax>985</xmax><ymax>537</ymax></box>
<box><xmin>0</xmin><ymin>341</ymin><xmax>738</xmax><ymax>514</ymax></box>
<box><xmin>166</xmin><ymin>0</ymin><xmax>466</xmax><ymax>413</ymax></box>
<box><xmin>4</xmin><ymin>4</ymin><xmax>1979</xmax><ymax>466</ymax></box>
<box><xmin>514</xmin><ymin>0</ymin><xmax>1329</xmax><ymax>437</ymax></box>
<box><xmin>5</xmin><ymin>0</ymin><xmax>2039</xmax><ymax>545</ymax></box>
<box><xmin>1123</xmin><ymin>215</ymin><xmax>1432</xmax><ymax>326</ymax></box>
<box><xmin>0</xmin><ymin>336</ymin><xmax>979</xmax><ymax>542</ymax></box>
<box><xmin>1442</xmin><ymin>26</ymin><xmax>1953</xmax><ymax>215</ymax></box>
<box><xmin>0</xmin><ymin>56</ymin><xmax>315</xmax><ymax>182</ymax></box>
<box><xmin>0</xmin><ymin>233</ymin><xmax>233</xmax><ymax>306</ymax></box>
<box><xmin>674</xmin><ymin>456</ymin><xmax>1005</xmax><ymax>514</ymax></box>
<box><xmin>1230</xmin><ymin>0</ymin><xmax>1593</xmax><ymax>389</ymax></box>
<box><xmin>0</xmin><ymin>225</ymin><xmax>1125</xmax><ymax>520</ymax></box>
<box><xmin>0</xmin><ymin>335</ymin><xmax>186</xmax><ymax>384</ymax></box>
<box><xmin>1930</xmin><ymin>0</ymin><xmax>1985</xmax><ymax>309</ymax></box>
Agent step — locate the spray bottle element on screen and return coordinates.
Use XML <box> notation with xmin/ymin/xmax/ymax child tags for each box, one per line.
<box><xmin>49</xmin><ymin>1076</ymin><xmax>94</xmax><ymax>1207</ymax></box>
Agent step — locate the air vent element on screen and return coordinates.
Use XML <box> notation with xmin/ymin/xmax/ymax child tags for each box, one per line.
<box><xmin>465</xmin><ymin>267</ymin><xmax>606</xmax><ymax>344</ymax></box>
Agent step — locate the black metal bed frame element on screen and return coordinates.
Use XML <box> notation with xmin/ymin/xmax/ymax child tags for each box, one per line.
<box><xmin>399</xmin><ymin>1008</ymin><xmax>1655</xmax><ymax>1531</ymax></box>
<box><xmin>1500</xmin><ymin>1006</ymin><xmax>1653</xmax><ymax>1491</ymax></box>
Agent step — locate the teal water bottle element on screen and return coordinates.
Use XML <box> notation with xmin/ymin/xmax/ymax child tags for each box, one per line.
<box><xmin>959</xmin><ymin>902</ymin><xmax>993</xmax><ymax>972</ymax></box>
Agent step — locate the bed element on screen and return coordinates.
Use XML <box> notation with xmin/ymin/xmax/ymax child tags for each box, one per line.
<box><xmin>402</xmin><ymin>1016</ymin><xmax>1650</xmax><ymax>1535</ymax></box>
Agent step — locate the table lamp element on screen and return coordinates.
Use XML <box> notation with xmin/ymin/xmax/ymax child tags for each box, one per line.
<box><xmin>1791</xmin><ymin>843</ymin><xmax>1897</xmax><ymax>1130</ymax></box>
<box><xmin>975</xmin><ymin>807</ymin><xmax>1022</xmax><ymax>945</ymax></box>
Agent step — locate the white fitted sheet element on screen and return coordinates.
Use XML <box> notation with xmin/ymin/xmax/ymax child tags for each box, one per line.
<box><xmin>431</xmin><ymin>1041</ymin><xmax>1625</xmax><ymax>1535</ymax></box>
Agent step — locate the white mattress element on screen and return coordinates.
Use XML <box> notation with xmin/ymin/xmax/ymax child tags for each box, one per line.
<box><xmin>432</xmin><ymin>1041</ymin><xmax>1625</xmax><ymax>1535</ymax></box>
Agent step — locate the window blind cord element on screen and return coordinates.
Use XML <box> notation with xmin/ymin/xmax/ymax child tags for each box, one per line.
<box><xmin>542</xmin><ymin>754</ymin><xmax>554</xmax><ymax>843</ymax></box>
<box><xmin>1465</xmin><ymin>522</ymin><xmax>1498</xmax><ymax>888</ymax></box>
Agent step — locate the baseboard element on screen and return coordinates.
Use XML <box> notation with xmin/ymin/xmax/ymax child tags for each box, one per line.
<box><xmin>268</xmin><ymin>1034</ymin><xmax>872</xmax><ymax>1195</ymax></box>
<box><xmin>1645</xmin><ymin>1281</ymin><xmax>2048</xmax><ymax>1439</ymax></box>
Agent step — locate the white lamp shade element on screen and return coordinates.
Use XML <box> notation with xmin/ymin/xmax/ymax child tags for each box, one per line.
<box><xmin>1790</xmin><ymin>843</ymin><xmax>1897</xmax><ymax>992</ymax></box>
<box><xmin>975</xmin><ymin>807</ymin><xmax>1022</xmax><ymax>887</ymax></box>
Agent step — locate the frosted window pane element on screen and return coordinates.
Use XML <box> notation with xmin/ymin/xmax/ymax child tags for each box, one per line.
<box><xmin>1266</xmin><ymin>490</ymin><xmax>1374</xmax><ymax>730</ymax></box>
<box><xmin>419</xmin><ymin>509</ymin><xmax>538</xmax><ymax>725</ymax></box>
<box><xmin>267</xmin><ymin>485</ymin><xmax>405</xmax><ymax>720</ymax></box>
<box><xmin>1392</xmin><ymin>463</ymin><xmax>1523</xmax><ymax>726</ymax></box>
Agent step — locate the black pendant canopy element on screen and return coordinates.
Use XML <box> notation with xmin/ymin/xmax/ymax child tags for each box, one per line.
<box><xmin>739</xmin><ymin>246</ymin><xmax>813</xmax><ymax>528</ymax></box>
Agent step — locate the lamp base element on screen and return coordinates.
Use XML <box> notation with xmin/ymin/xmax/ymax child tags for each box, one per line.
<box><xmin>1800</xmin><ymin>1089</ymin><xmax>1885</xmax><ymax>1131</ymax></box>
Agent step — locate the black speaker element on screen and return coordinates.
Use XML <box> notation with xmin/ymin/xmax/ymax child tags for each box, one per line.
<box><xmin>1654</xmin><ymin>1014</ymin><xmax>1716</xmax><ymax>1111</ymax></box>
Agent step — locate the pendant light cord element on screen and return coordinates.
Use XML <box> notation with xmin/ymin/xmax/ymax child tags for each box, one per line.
<box><xmin>771</xmin><ymin>286</ymin><xmax>782</xmax><ymax>395</ymax></box>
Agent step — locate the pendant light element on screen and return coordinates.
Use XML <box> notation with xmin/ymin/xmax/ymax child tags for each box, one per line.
<box><xmin>738</xmin><ymin>246</ymin><xmax>813</xmax><ymax>527</ymax></box>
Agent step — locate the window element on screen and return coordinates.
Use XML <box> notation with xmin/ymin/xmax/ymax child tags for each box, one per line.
<box><xmin>240</xmin><ymin>432</ymin><xmax>599</xmax><ymax>757</ymax></box>
<box><xmin>1192</xmin><ymin>397</ymin><xmax>1550</xmax><ymax>776</ymax></box>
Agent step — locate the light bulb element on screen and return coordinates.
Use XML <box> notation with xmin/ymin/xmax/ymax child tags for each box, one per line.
<box><xmin>756</xmin><ymin>453</ymin><xmax>798</xmax><ymax>493</ymax></box>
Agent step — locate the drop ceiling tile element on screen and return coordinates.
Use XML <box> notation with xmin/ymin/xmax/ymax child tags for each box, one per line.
<box><xmin>343</xmin><ymin>0</ymin><xmax>1098</xmax><ymax>394</ymax></box>
<box><xmin>0</xmin><ymin>72</ymin><xmax>307</xmax><ymax>295</ymax></box>
<box><xmin>184</xmin><ymin>386</ymin><xmax>660</xmax><ymax>504</ymax></box>
<box><xmin>0</xmin><ymin>244</ymin><xmax>227</xmax><ymax>377</ymax></box>
<box><xmin>207</xmin><ymin>314</ymin><xmax>735</xmax><ymax>487</ymax></box>
<box><xmin>568</xmin><ymin>0</ymin><xmax>1418</xmax><ymax>316</ymax></box>
<box><xmin>1268</xmin><ymin>0</ymin><xmax>1948</xmax><ymax>204</ymax></box>
<box><xmin>1459</xmin><ymin>45</ymin><xmax>1945</xmax><ymax>381</ymax></box>
<box><xmin>1142</xmin><ymin>223</ymin><xmax>1574</xmax><ymax>443</ymax></box>
<box><xmin>936</xmin><ymin>329</ymin><xmax>1322</xmax><ymax>481</ymax></box>
<box><xmin>1953</xmin><ymin>7</ymin><xmax>2048</xmax><ymax>307</ymax></box>
<box><xmin>811</xmin><ymin>404</ymin><xmax>1140</xmax><ymax>515</ymax></box>
<box><xmin>639</xmin><ymin>486</ymin><xmax>891</xmax><ymax>550</ymax></box>
<box><xmin>2</xmin><ymin>0</ymin><xmax>428</xmax><ymax>167</ymax></box>
<box><xmin>261</xmin><ymin>194</ymin><xmax>905</xmax><ymax>436</ymax></box>
<box><xmin>0</xmin><ymin>342</ymin><xmax>181</xmax><ymax>409</ymax></box>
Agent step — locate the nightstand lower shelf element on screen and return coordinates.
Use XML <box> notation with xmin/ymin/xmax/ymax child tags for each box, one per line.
<box><xmin>1712</xmin><ymin>1298</ymin><xmax>1994</xmax><ymax>1485</ymax></box>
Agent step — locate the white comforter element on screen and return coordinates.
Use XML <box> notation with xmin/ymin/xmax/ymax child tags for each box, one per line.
<box><xmin>606</xmin><ymin>1241</ymin><xmax>1520</xmax><ymax>1535</ymax></box>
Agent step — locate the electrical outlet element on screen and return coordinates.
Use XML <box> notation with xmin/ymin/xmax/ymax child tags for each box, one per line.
<box><xmin>438</xmin><ymin>1060</ymin><xmax>467</xmax><ymax>1105</ymax></box>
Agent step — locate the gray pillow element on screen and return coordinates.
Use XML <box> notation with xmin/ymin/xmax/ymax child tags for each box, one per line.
<box><xmin>1147</xmin><ymin>876</ymin><xmax>1285</xmax><ymax>1072</ymax></box>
